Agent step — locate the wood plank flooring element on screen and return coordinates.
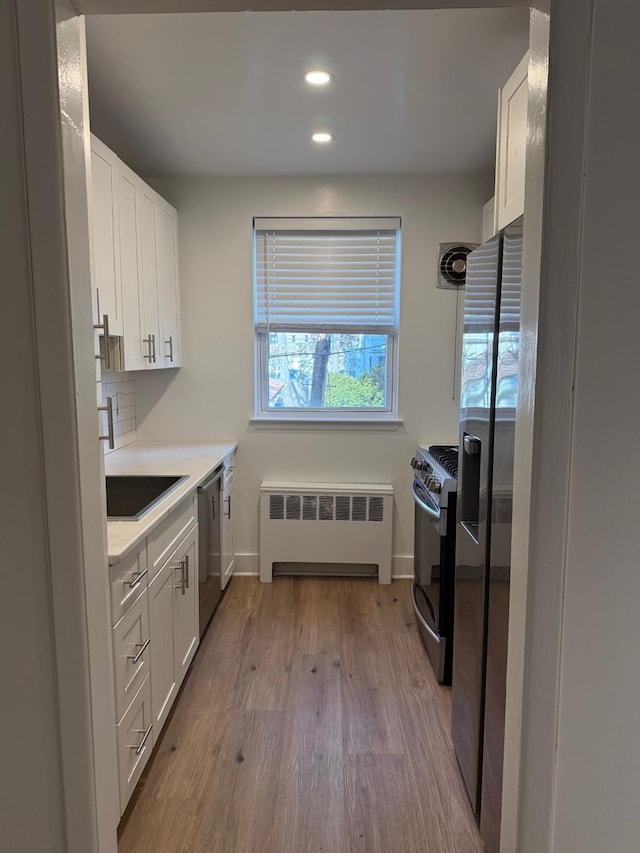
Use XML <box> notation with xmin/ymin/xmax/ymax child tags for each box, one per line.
<box><xmin>118</xmin><ymin>577</ymin><xmax>484</xmax><ymax>853</ymax></box>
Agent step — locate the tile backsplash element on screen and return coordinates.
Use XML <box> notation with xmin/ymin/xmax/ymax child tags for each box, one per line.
<box><xmin>99</xmin><ymin>369</ymin><xmax>137</xmax><ymax>454</ymax></box>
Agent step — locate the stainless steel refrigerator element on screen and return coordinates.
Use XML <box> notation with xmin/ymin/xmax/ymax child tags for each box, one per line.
<box><xmin>451</xmin><ymin>216</ymin><xmax>523</xmax><ymax>853</ymax></box>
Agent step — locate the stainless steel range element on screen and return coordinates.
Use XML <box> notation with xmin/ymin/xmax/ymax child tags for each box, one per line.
<box><xmin>410</xmin><ymin>444</ymin><xmax>459</xmax><ymax>684</ymax></box>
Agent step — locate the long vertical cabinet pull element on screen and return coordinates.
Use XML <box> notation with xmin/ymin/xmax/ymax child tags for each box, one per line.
<box><xmin>143</xmin><ymin>334</ymin><xmax>157</xmax><ymax>364</ymax></box>
<box><xmin>128</xmin><ymin>723</ymin><xmax>153</xmax><ymax>756</ymax></box>
<box><xmin>166</xmin><ymin>335</ymin><xmax>174</xmax><ymax>363</ymax></box>
<box><xmin>174</xmin><ymin>560</ymin><xmax>186</xmax><ymax>595</ymax></box>
<box><xmin>94</xmin><ymin>310</ymin><xmax>112</xmax><ymax>370</ymax></box>
<box><xmin>98</xmin><ymin>396</ymin><xmax>115</xmax><ymax>450</ymax></box>
<box><xmin>143</xmin><ymin>335</ymin><xmax>154</xmax><ymax>362</ymax></box>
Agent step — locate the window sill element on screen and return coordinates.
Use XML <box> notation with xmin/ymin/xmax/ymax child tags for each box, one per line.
<box><xmin>249</xmin><ymin>416</ymin><xmax>405</xmax><ymax>431</ymax></box>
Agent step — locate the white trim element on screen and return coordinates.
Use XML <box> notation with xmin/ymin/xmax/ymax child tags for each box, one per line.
<box><xmin>391</xmin><ymin>555</ymin><xmax>414</xmax><ymax>578</ymax></box>
<box><xmin>249</xmin><ymin>416</ymin><xmax>404</xmax><ymax>430</ymax></box>
<box><xmin>501</xmin><ymin>12</ymin><xmax>549</xmax><ymax>853</ymax></box>
<box><xmin>260</xmin><ymin>481</ymin><xmax>394</xmax><ymax>494</ymax></box>
<box><xmin>254</xmin><ymin>216</ymin><xmax>401</xmax><ymax>231</ymax></box>
<box><xmin>232</xmin><ymin>553</ymin><xmax>260</xmax><ymax>576</ymax></box>
<box><xmin>76</xmin><ymin>1</ymin><xmax>533</xmax><ymax>11</ymax></box>
<box><xmin>16</xmin><ymin>3</ymin><xmax>119</xmax><ymax>851</ymax></box>
<box><xmin>233</xmin><ymin>553</ymin><xmax>413</xmax><ymax>580</ymax></box>
<box><xmin>26</xmin><ymin>3</ymin><xmax>562</xmax><ymax>852</ymax></box>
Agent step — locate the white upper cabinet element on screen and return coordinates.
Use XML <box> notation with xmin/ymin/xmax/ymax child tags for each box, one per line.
<box><xmin>482</xmin><ymin>197</ymin><xmax>496</xmax><ymax>242</ymax></box>
<box><xmin>137</xmin><ymin>183</ymin><xmax>162</xmax><ymax>370</ymax></box>
<box><xmin>117</xmin><ymin>160</ymin><xmax>148</xmax><ymax>371</ymax></box>
<box><xmin>154</xmin><ymin>195</ymin><xmax>182</xmax><ymax>367</ymax></box>
<box><xmin>89</xmin><ymin>134</ymin><xmax>182</xmax><ymax>371</ymax></box>
<box><xmin>494</xmin><ymin>52</ymin><xmax>529</xmax><ymax>232</ymax></box>
<box><xmin>89</xmin><ymin>136</ymin><xmax>124</xmax><ymax>335</ymax></box>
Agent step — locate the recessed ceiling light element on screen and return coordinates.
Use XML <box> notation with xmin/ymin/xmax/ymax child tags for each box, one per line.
<box><xmin>312</xmin><ymin>132</ymin><xmax>334</xmax><ymax>144</ymax></box>
<box><xmin>305</xmin><ymin>70</ymin><xmax>333</xmax><ymax>87</ymax></box>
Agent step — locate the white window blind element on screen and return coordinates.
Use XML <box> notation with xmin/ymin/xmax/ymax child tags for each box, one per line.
<box><xmin>254</xmin><ymin>217</ymin><xmax>401</xmax><ymax>334</ymax></box>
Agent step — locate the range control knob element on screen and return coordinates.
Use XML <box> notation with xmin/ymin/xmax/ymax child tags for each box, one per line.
<box><xmin>411</xmin><ymin>457</ymin><xmax>426</xmax><ymax>471</ymax></box>
<box><xmin>428</xmin><ymin>477</ymin><xmax>442</xmax><ymax>494</ymax></box>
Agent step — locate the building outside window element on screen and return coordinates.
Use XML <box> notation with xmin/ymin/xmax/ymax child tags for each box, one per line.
<box><xmin>253</xmin><ymin>216</ymin><xmax>402</xmax><ymax>420</ymax></box>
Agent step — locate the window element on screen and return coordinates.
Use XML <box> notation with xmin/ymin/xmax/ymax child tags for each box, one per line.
<box><xmin>253</xmin><ymin>217</ymin><xmax>401</xmax><ymax>420</ymax></box>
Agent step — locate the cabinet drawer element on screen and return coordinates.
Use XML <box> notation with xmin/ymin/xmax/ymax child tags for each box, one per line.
<box><xmin>113</xmin><ymin>590</ymin><xmax>150</xmax><ymax>723</ymax></box>
<box><xmin>109</xmin><ymin>543</ymin><xmax>148</xmax><ymax>626</ymax></box>
<box><xmin>116</xmin><ymin>674</ymin><xmax>153</xmax><ymax>816</ymax></box>
<box><xmin>148</xmin><ymin>492</ymin><xmax>197</xmax><ymax>582</ymax></box>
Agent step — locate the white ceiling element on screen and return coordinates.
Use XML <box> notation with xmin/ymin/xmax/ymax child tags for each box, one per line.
<box><xmin>85</xmin><ymin>8</ymin><xmax>529</xmax><ymax>178</ymax></box>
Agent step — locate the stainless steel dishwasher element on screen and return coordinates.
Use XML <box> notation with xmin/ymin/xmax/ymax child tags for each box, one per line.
<box><xmin>197</xmin><ymin>465</ymin><xmax>224</xmax><ymax>637</ymax></box>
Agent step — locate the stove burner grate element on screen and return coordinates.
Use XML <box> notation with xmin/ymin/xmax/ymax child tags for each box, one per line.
<box><xmin>428</xmin><ymin>445</ymin><xmax>459</xmax><ymax>479</ymax></box>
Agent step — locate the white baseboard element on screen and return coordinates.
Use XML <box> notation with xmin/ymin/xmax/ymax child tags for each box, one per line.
<box><xmin>232</xmin><ymin>553</ymin><xmax>413</xmax><ymax>580</ymax></box>
<box><xmin>391</xmin><ymin>554</ymin><xmax>414</xmax><ymax>579</ymax></box>
<box><xmin>233</xmin><ymin>553</ymin><xmax>260</xmax><ymax>575</ymax></box>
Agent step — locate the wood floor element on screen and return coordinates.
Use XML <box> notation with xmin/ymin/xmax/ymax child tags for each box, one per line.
<box><xmin>118</xmin><ymin>577</ymin><xmax>484</xmax><ymax>853</ymax></box>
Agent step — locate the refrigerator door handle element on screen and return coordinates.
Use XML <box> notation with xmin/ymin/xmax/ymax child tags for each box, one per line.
<box><xmin>463</xmin><ymin>434</ymin><xmax>481</xmax><ymax>456</ymax></box>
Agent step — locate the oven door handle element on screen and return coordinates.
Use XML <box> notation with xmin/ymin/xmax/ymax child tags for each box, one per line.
<box><xmin>412</xmin><ymin>479</ymin><xmax>441</xmax><ymax>522</ymax></box>
<box><xmin>411</xmin><ymin>580</ymin><xmax>441</xmax><ymax>645</ymax></box>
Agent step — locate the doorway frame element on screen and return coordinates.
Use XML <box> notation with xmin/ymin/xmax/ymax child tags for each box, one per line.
<box><xmin>16</xmin><ymin>2</ymin><xmax>588</xmax><ymax>852</ymax></box>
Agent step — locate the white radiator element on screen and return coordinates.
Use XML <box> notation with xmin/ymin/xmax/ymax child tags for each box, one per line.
<box><xmin>259</xmin><ymin>481</ymin><xmax>393</xmax><ymax>584</ymax></box>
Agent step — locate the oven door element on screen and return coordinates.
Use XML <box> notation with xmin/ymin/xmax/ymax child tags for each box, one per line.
<box><xmin>412</xmin><ymin>478</ymin><xmax>447</xmax><ymax>681</ymax></box>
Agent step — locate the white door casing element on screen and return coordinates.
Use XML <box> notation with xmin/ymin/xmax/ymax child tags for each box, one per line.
<box><xmin>22</xmin><ymin>2</ymin><xmax>632</xmax><ymax>852</ymax></box>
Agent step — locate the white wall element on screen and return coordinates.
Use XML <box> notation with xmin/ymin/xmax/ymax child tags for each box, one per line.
<box><xmin>135</xmin><ymin>174</ymin><xmax>489</xmax><ymax>571</ymax></box>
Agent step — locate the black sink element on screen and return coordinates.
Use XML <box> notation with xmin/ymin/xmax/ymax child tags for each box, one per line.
<box><xmin>106</xmin><ymin>474</ymin><xmax>188</xmax><ymax>520</ymax></box>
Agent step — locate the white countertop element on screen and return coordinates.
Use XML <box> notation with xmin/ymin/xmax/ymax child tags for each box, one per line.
<box><xmin>105</xmin><ymin>441</ymin><xmax>237</xmax><ymax>564</ymax></box>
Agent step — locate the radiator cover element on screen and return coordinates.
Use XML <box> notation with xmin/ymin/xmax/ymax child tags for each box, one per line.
<box><xmin>259</xmin><ymin>481</ymin><xmax>393</xmax><ymax>584</ymax></box>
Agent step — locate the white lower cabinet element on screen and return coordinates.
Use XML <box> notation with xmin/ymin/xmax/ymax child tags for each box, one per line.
<box><xmin>173</xmin><ymin>526</ymin><xmax>199</xmax><ymax>681</ymax></box>
<box><xmin>112</xmin><ymin>590</ymin><xmax>150</xmax><ymax>723</ymax></box>
<box><xmin>149</xmin><ymin>523</ymin><xmax>199</xmax><ymax>734</ymax></box>
<box><xmin>221</xmin><ymin>457</ymin><xmax>235</xmax><ymax>588</ymax></box>
<box><xmin>148</xmin><ymin>558</ymin><xmax>177</xmax><ymax>734</ymax></box>
<box><xmin>116</xmin><ymin>674</ymin><xmax>153</xmax><ymax>815</ymax></box>
<box><xmin>111</xmin><ymin>498</ymin><xmax>200</xmax><ymax>815</ymax></box>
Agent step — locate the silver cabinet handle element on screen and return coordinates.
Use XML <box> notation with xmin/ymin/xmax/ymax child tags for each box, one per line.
<box><xmin>174</xmin><ymin>560</ymin><xmax>186</xmax><ymax>595</ymax></box>
<box><xmin>98</xmin><ymin>396</ymin><xmax>115</xmax><ymax>450</ymax></box>
<box><xmin>224</xmin><ymin>495</ymin><xmax>231</xmax><ymax>520</ymax></box>
<box><xmin>143</xmin><ymin>335</ymin><xmax>153</xmax><ymax>362</ymax></box>
<box><xmin>151</xmin><ymin>334</ymin><xmax>156</xmax><ymax>364</ymax></box>
<box><xmin>128</xmin><ymin>722</ymin><xmax>153</xmax><ymax>755</ymax></box>
<box><xmin>166</xmin><ymin>335</ymin><xmax>173</xmax><ymax>362</ymax></box>
<box><xmin>93</xmin><ymin>313</ymin><xmax>112</xmax><ymax>370</ymax></box>
<box><xmin>127</xmin><ymin>637</ymin><xmax>150</xmax><ymax>665</ymax></box>
<box><xmin>184</xmin><ymin>553</ymin><xmax>190</xmax><ymax>590</ymax></box>
<box><xmin>128</xmin><ymin>568</ymin><xmax>148</xmax><ymax>590</ymax></box>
